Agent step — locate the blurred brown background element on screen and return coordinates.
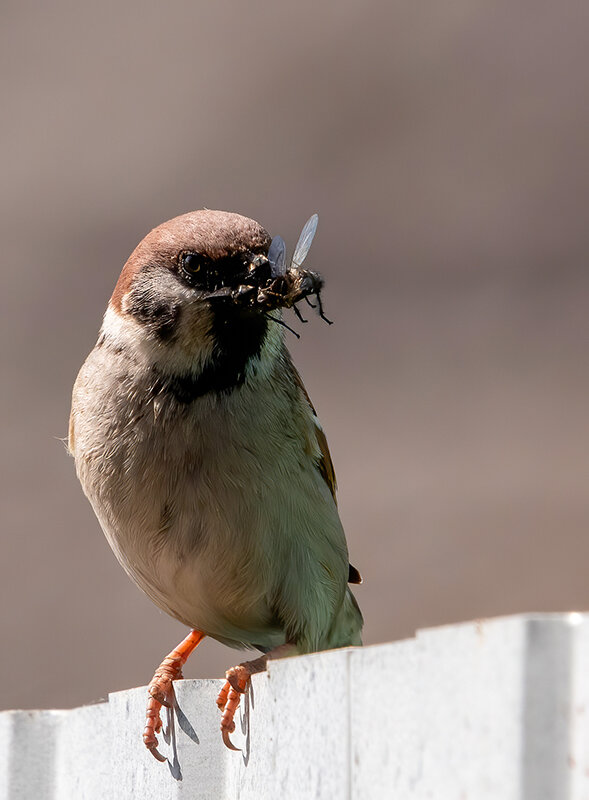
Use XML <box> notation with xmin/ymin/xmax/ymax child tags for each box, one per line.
<box><xmin>1</xmin><ymin>0</ymin><xmax>588</xmax><ymax>711</ymax></box>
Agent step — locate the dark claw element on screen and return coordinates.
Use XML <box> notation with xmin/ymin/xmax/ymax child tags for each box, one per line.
<box><xmin>304</xmin><ymin>296</ymin><xmax>317</xmax><ymax>309</ymax></box>
<box><xmin>148</xmin><ymin>687</ymin><xmax>173</xmax><ymax>709</ymax></box>
<box><xmin>148</xmin><ymin>686</ymin><xmax>172</xmax><ymax>708</ymax></box>
<box><xmin>147</xmin><ymin>744</ymin><xmax>167</xmax><ymax>763</ymax></box>
<box><xmin>222</xmin><ymin>728</ymin><xmax>242</xmax><ymax>752</ymax></box>
<box><xmin>227</xmin><ymin>674</ymin><xmax>247</xmax><ymax>694</ymax></box>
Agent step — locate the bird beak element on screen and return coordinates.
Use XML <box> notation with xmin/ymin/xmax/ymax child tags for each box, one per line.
<box><xmin>203</xmin><ymin>254</ymin><xmax>271</xmax><ymax>304</ymax></box>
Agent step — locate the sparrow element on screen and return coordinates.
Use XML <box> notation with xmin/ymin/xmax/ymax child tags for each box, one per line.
<box><xmin>69</xmin><ymin>209</ymin><xmax>363</xmax><ymax>760</ymax></box>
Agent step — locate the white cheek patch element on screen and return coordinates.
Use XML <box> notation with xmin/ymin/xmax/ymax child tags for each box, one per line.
<box><xmin>102</xmin><ymin>303</ymin><xmax>141</xmax><ymax>343</ymax></box>
<box><xmin>101</xmin><ymin>303</ymin><xmax>216</xmax><ymax>377</ymax></box>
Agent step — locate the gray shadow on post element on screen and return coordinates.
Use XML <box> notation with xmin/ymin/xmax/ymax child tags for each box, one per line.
<box><xmin>241</xmin><ymin>681</ymin><xmax>253</xmax><ymax>766</ymax></box>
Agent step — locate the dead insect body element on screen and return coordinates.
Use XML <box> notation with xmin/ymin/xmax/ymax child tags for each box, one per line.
<box><xmin>259</xmin><ymin>213</ymin><xmax>332</xmax><ymax>323</ymax></box>
<box><xmin>206</xmin><ymin>213</ymin><xmax>331</xmax><ymax>327</ymax></box>
<box><xmin>256</xmin><ymin>269</ymin><xmax>324</xmax><ymax>311</ymax></box>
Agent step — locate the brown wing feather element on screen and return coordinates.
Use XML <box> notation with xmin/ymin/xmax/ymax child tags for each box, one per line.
<box><xmin>291</xmin><ymin>362</ymin><xmax>362</xmax><ymax>585</ymax></box>
<box><xmin>291</xmin><ymin>364</ymin><xmax>337</xmax><ymax>503</ymax></box>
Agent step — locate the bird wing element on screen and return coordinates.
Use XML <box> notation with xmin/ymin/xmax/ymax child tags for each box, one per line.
<box><xmin>291</xmin><ymin>364</ymin><xmax>337</xmax><ymax>502</ymax></box>
<box><xmin>290</xmin><ymin>363</ymin><xmax>363</xmax><ymax>586</ymax></box>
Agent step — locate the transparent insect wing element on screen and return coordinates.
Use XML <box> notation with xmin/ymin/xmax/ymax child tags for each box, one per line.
<box><xmin>268</xmin><ymin>235</ymin><xmax>287</xmax><ymax>277</ymax></box>
<box><xmin>291</xmin><ymin>213</ymin><xmax>319</xmax><ymax>269</ymax></box>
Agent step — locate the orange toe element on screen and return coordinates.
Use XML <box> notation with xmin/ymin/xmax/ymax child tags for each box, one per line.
<box><xmin>143</xmin><ymin>629</ymin><xmax>205</xmax><ymax>760</ymax></box>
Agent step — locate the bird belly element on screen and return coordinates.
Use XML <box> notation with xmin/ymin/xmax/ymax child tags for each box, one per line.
<box><xmin>86</xmin><ymin>474</ymin><xmax>289</xmax><ymax>650</ymax></box>
<box><xmin>71</xmin><ymin>348</ymin><xmax>353</xmax><ymax>651</ymax></box>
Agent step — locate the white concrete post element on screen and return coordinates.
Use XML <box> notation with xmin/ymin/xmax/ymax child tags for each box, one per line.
<box><xmin>1</xmin><ymin>614</ymin><xmax>587</xmax><ymax>799</ymax></box>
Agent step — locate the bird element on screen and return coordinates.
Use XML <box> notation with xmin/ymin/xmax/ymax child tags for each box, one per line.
<box><xmin>68</xmin><ymin>209</ymin><xmax>363</xmax><ymax>760</ymax></box>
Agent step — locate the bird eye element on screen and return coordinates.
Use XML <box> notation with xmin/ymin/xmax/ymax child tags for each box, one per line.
<box><xmin>180</xmin><ymin>252</ymin><xmax>202</xmax><ymax>275</ymax></box>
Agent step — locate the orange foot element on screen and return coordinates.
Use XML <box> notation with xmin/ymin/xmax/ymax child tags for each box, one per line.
<box><xmin>143</xmin><ymin>629</ymin><xmax>205</xmax><ymax>761</ymax></box>
<box><xmin>216</xmin><ymin>644</ymin><xmax>294</xmax><ymax>750</ymax></box>
<box><xmin>216</xmin><ymin>659</ymin><xmax>262</xmax><ymax>751</ymax></box>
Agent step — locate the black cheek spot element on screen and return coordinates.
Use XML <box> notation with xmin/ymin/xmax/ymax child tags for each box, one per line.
<box><xmin>126</xmin><ymin>287</ymin><xmax>181</xmax><ymax>342</ymax></box>
<box><xmin>147</xmin><ymin>302</ymin><xmax>181</xmax><ymax>341</ymax></box>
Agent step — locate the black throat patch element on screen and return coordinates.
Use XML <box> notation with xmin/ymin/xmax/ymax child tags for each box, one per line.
<box><xmin>151</xmin><ymin>304</ymin><xmax>269</xmax><ymax>403</ymax></box>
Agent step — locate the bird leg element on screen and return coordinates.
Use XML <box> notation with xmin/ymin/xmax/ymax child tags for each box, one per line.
<box><xmin>143</xmin><ymin>629</ymin><xmax>205</xmax><ymax>761</ymax></box>
<box><xmin>216</xmin><ymin>643</ymin><xmax>295</xmax><ymax>750</ymax></box>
